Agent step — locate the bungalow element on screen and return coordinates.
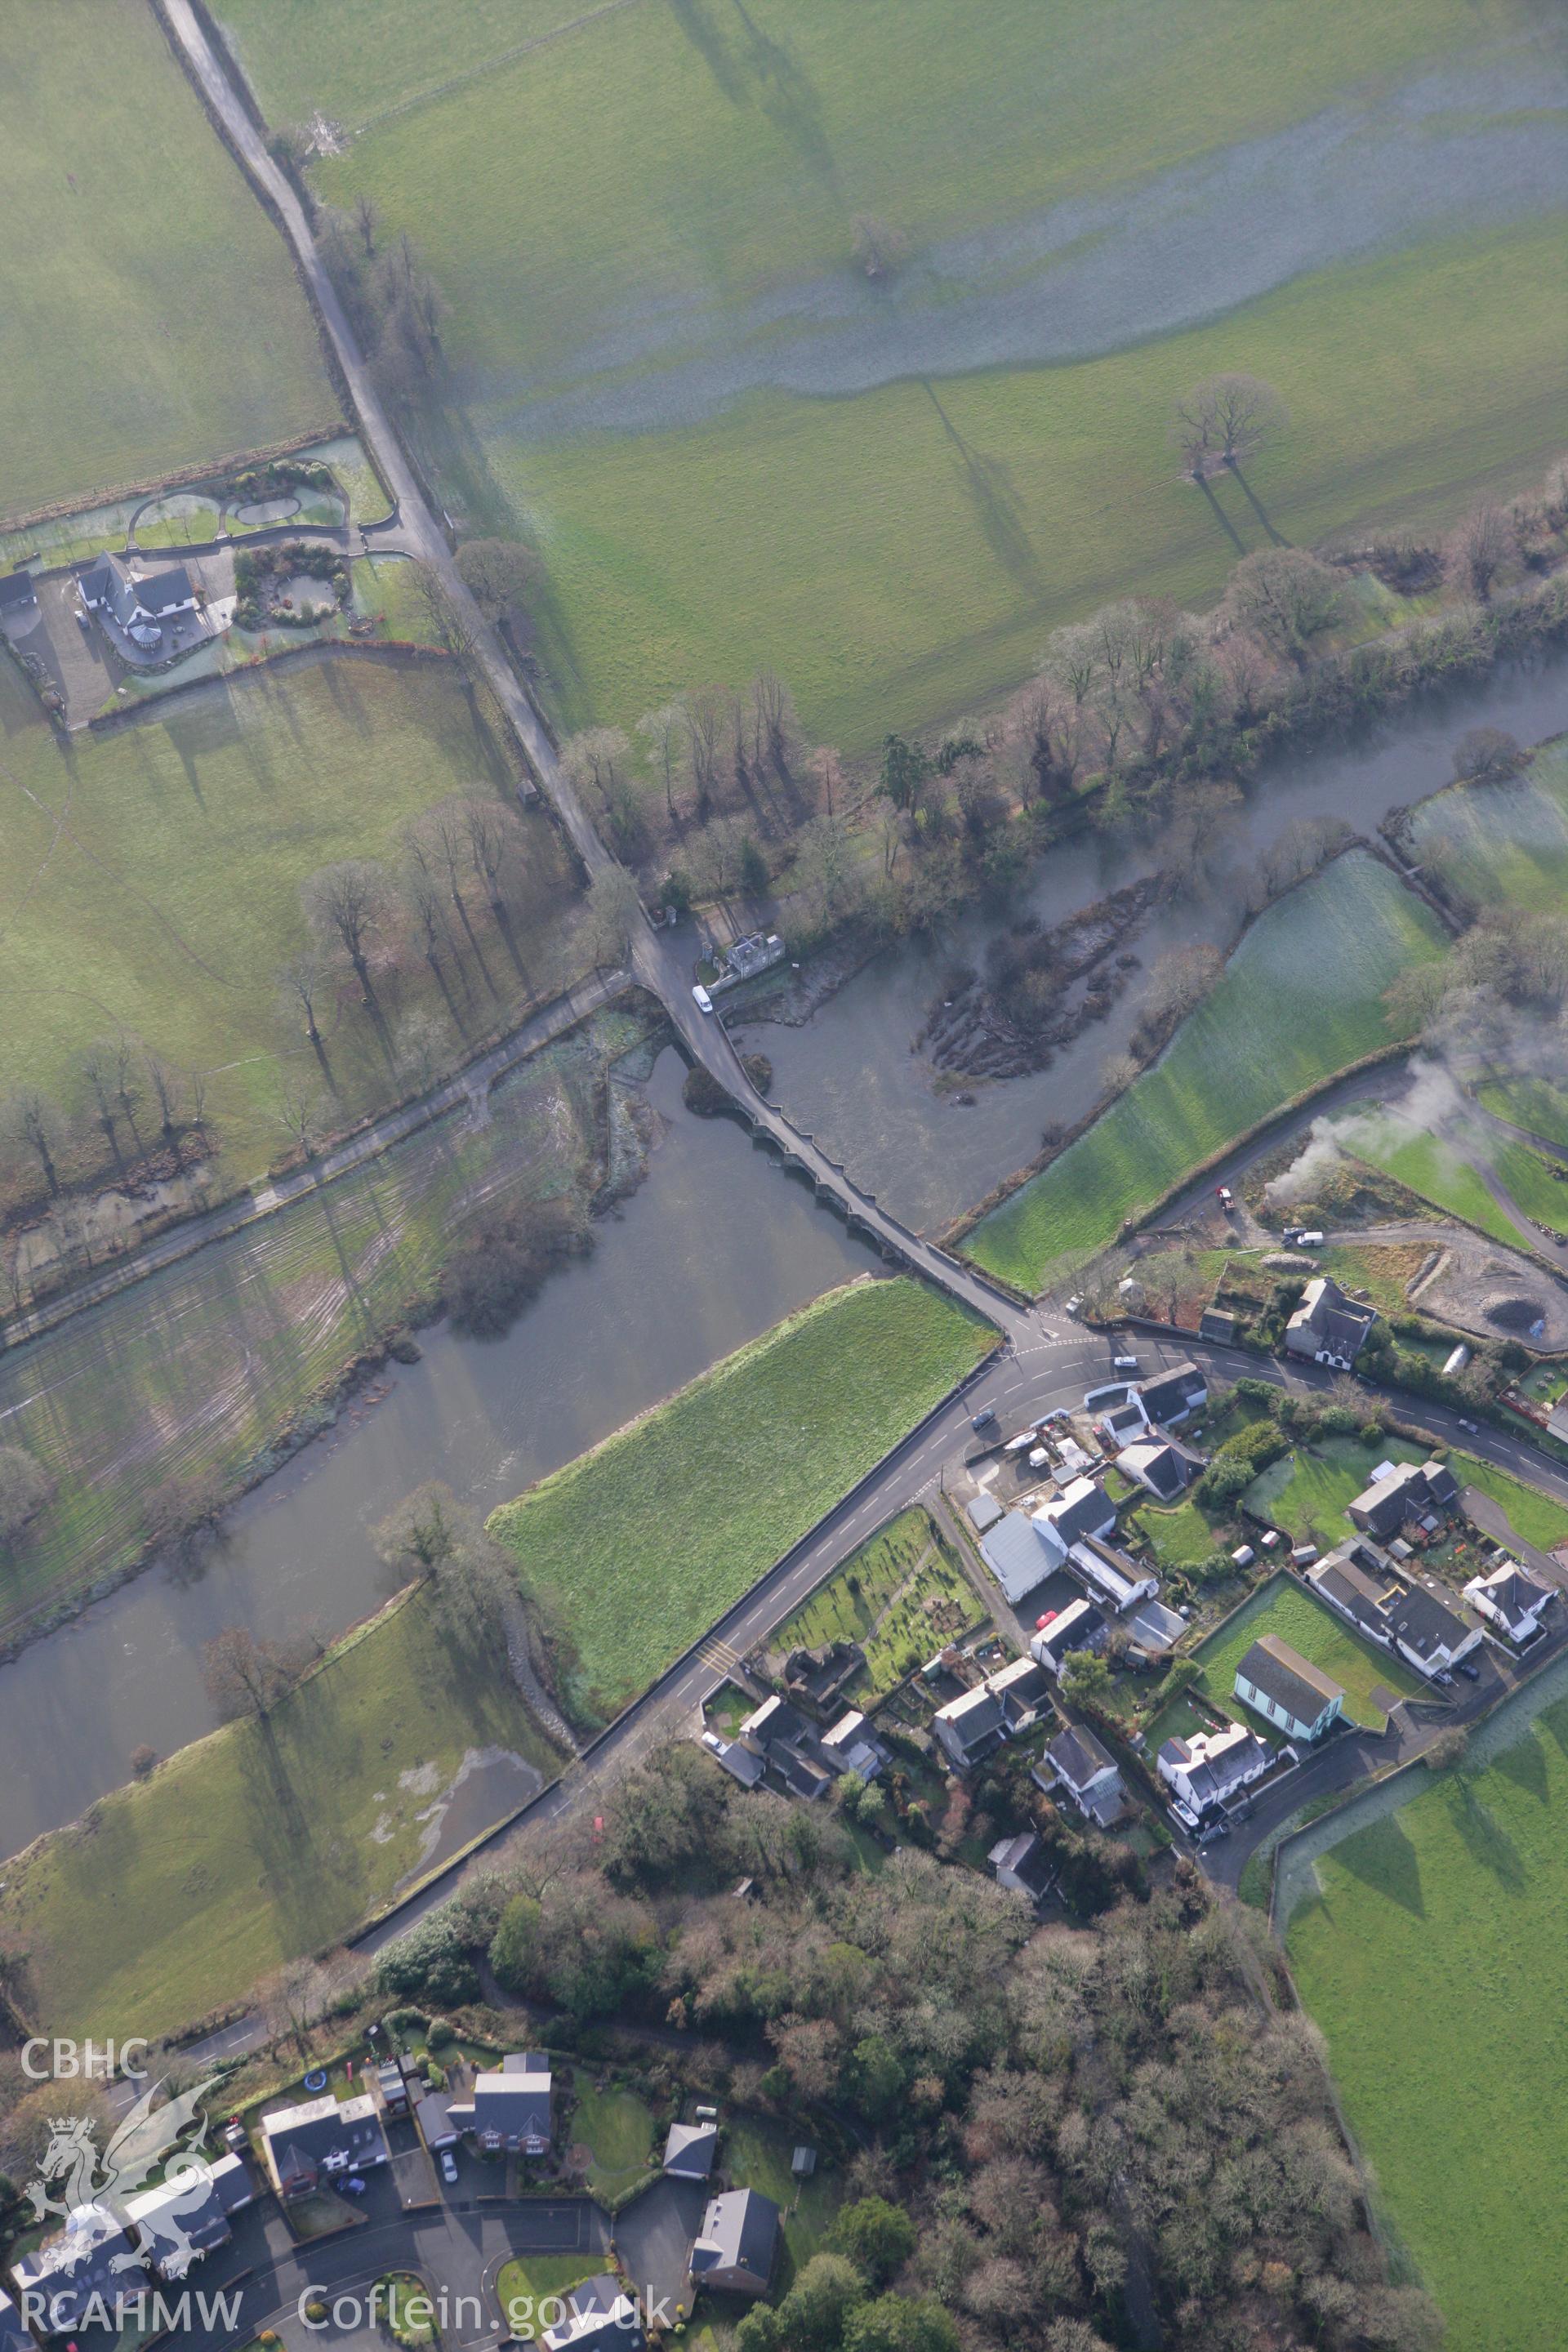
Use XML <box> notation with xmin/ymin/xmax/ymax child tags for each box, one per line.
<box><xmin>1033</xmin><ymin>1476</ymin><xmax>1117</xmax><ymax>1566</ymax></box>
<box><xmin>1030</xmin><ymin>1595</ymin><xmax>1107</xmax><ymax>1675</ymax></box>
<box><xmin>542</xmin><ymin>2275</ymin><xmax>649</xmax><ymax>2352</ymax></box>
<box><xmin>1348</xmin><ymin>1459</ymin><xmax>1455</xmax><ymax>1542</ymax></box>
<box><xmin>1067</xmin><ymin>1532</ymin><xmax>1159</xmax><ymax>1614</ymax></box>
<box><xmin>122</xmin><ymin>2152</ymin><xmax>256</xmax><ymax>2280</ymax></box>
<box><xmin>1116</xmin><ymin>1437</ymin><xmax>1197</xmax><ymax>1502</ymax></box>
<box><xmin>933</xmin><ymin>1681</ymin><xmax>1009</xmax><ymax>1771</ymax></box>
<box><xmin>1134</xmin><ymin>1361</ymin><xmax>1208</xmax><ymax>1427</ymax></box>
<box><xmin>988</xmin><ymin>1829</ymin><xmax>1057</xmax><ymax>1910</ymax></box>
<box><xmin>1157</xmin><ymin>1722</ymin><xmax>1271</xmax><ymax>1816</ymax></box>
<box><xmin>11</xmin><ymin>2205</ymin><xmax>141</xmax><ymax>2336</ymax></box>
<box><xmin>447</xmin><ymin>2052</ymin><xmax>552</xmax><ymax>2155</ymax></box>
<box><xmin>1284</xmin><ymin>1276</ymin><xmax>1378</xmax><ymax>1370</ymax></box>
<box><xmin>663</xmin><ymin>2121</ymin><xmax>719</xmax><ymax>2180</ymax></box>
<box><xmin>1464</xmin><ymin>1560</ymin><xmax>1553</xmax><ymax>1643</ymax></box>
<box><xmin>260</xmin><ymin>2091</ymin><xmax>390</xmax><ymax>2198</ymax></box>
<box><xmin>689</xmin><ymin>2188</ymin><xmax>781</xmax><ymax>2299</ymax></box>
<box><xmin>1383</xmin><ymin>1583</ymin><xmax>1481</xmax><ymax>1678</ymax></box>
<box><xmin>0</xmin><ymin>569</ymin><xmax>38</xmax><ymax>620</ymax></box>
<box><xmin>1234</xmin><ymin>1636</ymin><xmax>1343</xmax><ymax>1743</ymax></box>
<box><xmin>1040</xmin><ymin>1723</ymin><xmax>1126</xmax><ymax>1828</ymax></box>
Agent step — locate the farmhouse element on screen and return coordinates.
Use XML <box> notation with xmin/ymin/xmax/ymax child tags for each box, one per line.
<box><xmin>11</xmin><ymin>2205</ymin><xmax>140</xmax><ymax>2332</ymax></box>
<box><xmin>1383</xmin><ymin>1583</ymin><xmax>1481</xmax><ymax>1678</ymax></box>
<box><xmin>1464</xmin><ymin>1560</ymin><xmax>1553</xmax><ymax>1642</ymax></box>
<box><xmin>1040</xmin><ymin>1723</ymin><xmax>1126</xmax><ymax>1827</ymax></box>
<box><xmin>1234</xmin><ymin>1636</ymin><xmax>1343</xmax><ymax>1742</ymax></box>
<box><xmin>122</xmin><ymin>2153</ymin><xmax>256</xmax><ymax>2279</ymax></box>
<box><xmin>1030</xmin><ymin>1595</ymin><xmax>1107</xmax><ymax>1675</ymax></box>
<box><xmin>541</xmin><ymin>2276</ymin><xmax>649</xmax><ymax>2352</ymax></box>
<box><xmin>1285</xmin><ymin>1276</ymin><xmax>1378</xmax><ymax>1370</ymax></box>
<box><xmin>689</xmin><ymin>2188</ymin><xmax>781</xmax><ymax>2298</ymax></box>
<box><xmin>988</xmin><ymin>1829</ymin><xmax>1057</xmax><ymax>1910</ymax></box>
<box><xmin>447</xmin><ymin>2052</ymin><xmax>552</xmax><ymax>2154</ymax></box>
<box><xmin>1158</xmin><ymin>1722</ymin><xmax>1271</xmax><ymax>1815</ymax></box>
<box><xmin>1068</xmin><ymin>1531</ymin><xmax>1159</xmax><ymax>1613</ymax></box>
<box><xmin>260</xmin><ymin>2091</ymin><xmax>390</xmax><ymax>2198</ymax></box>
<box><xmin>663</xmin><ymin>2120</ymin><xmax>719</xmax><ymax>2180</ymax></box>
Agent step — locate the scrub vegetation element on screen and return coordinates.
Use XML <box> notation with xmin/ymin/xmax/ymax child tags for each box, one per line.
<box><xmin>0</xmin><ymin>1583</ymin><xmax>561</xmax><ymax>2039</ymax></box>
<box><xmin>965</xmin><ymin>853</ymin><xmax>1446</xmax><ymax>1291</ymax></box>
<box><xmin>488</xmin><ymin>1279</ymin><xmax>996</xmax><ymax>1722</ymax></box>
<box><xmin>0</xmin><ymin>0</ymin><xmax>333</xmax><ymax>519</ymax></box>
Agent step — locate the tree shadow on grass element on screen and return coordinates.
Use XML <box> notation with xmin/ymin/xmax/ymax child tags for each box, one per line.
<box><xmin>1488</xmin><ymin>1723</ymin><xmax>1549</xmax><ymax>1804</ymax></box>
<box><xmin>1196</xmin><ymin>474</ymin><xmax>1245</xmax><ymax>555</ymax></box>
<box><xmin>920</xmin><ymin>381</ymin><xmax>1041</xmax><ymax>594</ymax></box>
<box><xmin>1446</xmin><ymin>1773</ymin><xmax>1526</xmax><ymax>1893</ymax></box>
<box><xmin>1230</xmin><ymin>463</ymin><xmax>1290</xmax><ymax>547</ymax></box>
<box><xmin>1332</xmin><ymin>1815</ymin><xmax>1425</xmax><ymax>1918</ymax></box>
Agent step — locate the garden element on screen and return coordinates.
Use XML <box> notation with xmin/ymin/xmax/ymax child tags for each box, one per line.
<box><xmin>768</xmin><ymin>1506</ymin><xmax>984</xmax><ymax>1704</ymax></box>
<box><xmin>489</xmin><ymin>1278</ymin><xmax>996</xmax><ymax>1722</ymax></box>
<box><xmin>1183</xmin><ymin>1573</ymin><xmax>1423</xmax><ymax>1736</ymax></box>
<box><xmin>967</xmin><ymin>852</ymin><xmax>1446</xmax><ymax>1291</ymax></box>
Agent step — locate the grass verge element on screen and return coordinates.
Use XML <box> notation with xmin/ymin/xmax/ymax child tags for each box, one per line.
<box><xmin>489</xmin><ymin>1278</ymin><xmax>996</xmax><ymax>1721</ymax></box>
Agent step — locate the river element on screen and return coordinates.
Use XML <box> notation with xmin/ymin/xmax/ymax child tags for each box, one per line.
<box><xmin>0</xmin><ymin>1051</ymin><xmax>882</xmax><ymax>1860</ymax></box>
<box><xmin>749</xmin><ymin>657</ymin><xmax>1568</xmax><ymax>1232</ymax></box>
<box><xmin>4</xmin><ymin>654</ymin><xmax>1567</xmax><ymax>1863</ymax></box>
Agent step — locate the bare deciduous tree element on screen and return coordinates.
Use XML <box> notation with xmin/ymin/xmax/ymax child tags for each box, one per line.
<box><xmin>638</xmin><ymin>702</ymin><xmax>686</xmax><ymax>824</ymax></box>
<box><xmin>353</xmin><ymin>191</ymin><xmax>380</xmax><ymax>256</ymax></box>
<box><xmin>273</xmin><ymin>1071</ymin><xmax>328</xmax><ymax>1157</ymax></box>
<box><xmin>78</xmin><ymin>1040</ymin><xmax>124</xmax><ymax>1169</ymax></box>
<box><xmin>302</xmin><ymin>860</ymin><xmax>390</xmax><ymax>1015</ymax></box>
<box><xmin>143</xmin><ymin>1051</ymin><xmax>187</xmax><ymax>1145</ymax></box>
<box><xmin>583</xmin><ymin>866</ymin><xmax>640</xmax><ymax>970</ymax></box>
<box><xmin>850</xmin><ymin>213</ymin><xmax>909</xmax><ymax>280</ymax></box>
<box><xmin>455</xmin><ymin>537</ymin><xmax>542</xmax><ymax>624</ymax></box>
<box><xmin>0</xmin><ymin>1446</ymin><xmax>50</xmax><ymax>1546</ymax></box>
<box><xmin>1</xmin><ymin>1089</ymin><xmax>64</xmax><ymax>1198</ymax></box>
<box><xmin>1171</xmin><ymin>373</ymin><xmax>1288</xmax><ymax>478</ymax></box>
<box><xmin>560</xmin><ymin>727</ymin><xmax>632</xmax><ymax>818</ymax></box>
<box><xmin>1225</xmin><ymin>548</ymin><xmax>1343</xmax><ymax>666</ymax></box>
<box><xmin>1453</xmin><ymin>503</ymin><xmax>1512</xmax><ymax>603</ymax></box>
<box><xmin>201</xmin><ymin>1625</ymin><xmax>303</xmax><ymax>1722</ymax></box>
<box><xmin>277</xmin><ymin>949</ymin><xmax>336</xmax><ymax>1089</ymax></box>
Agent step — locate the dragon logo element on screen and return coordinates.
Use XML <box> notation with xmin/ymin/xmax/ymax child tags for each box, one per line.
<box><xmin>28</xmin><ymin>2074</ymin><xmax>223</xmax><ymax>2270</ymax></box>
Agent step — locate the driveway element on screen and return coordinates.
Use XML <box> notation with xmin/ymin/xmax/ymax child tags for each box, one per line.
<box><xmin>614</xmin><ymin>2174</ymin><xmax>707</xmax><ymax>2321</ymax></box>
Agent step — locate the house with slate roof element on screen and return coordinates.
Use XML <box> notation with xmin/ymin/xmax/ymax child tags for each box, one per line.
<box><xmin>689</xmin><ymin>2188</ymin><xmax>780</xmax><ymax>2298</ymax></box>
<box><xmin>1234</xmin><ymin>1636</ymin><xmax>1343</xmax><ymax>1743</ymax></box>
<box><xmin>1464</xmin><ymin>1559</ymin><xmax>1553</xmax><ymax>1642</ymax></box>
<box><xmin>1285</xmin><ymin>1276</ymin><xmax>1378</xmax><ymax>1371</ymax></box>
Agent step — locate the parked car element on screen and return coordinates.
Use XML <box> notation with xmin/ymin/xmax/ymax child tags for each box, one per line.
<box><xmin>692</xmin><ymin>982</ymin><xmax>714</xmax><ymax>1013</ymax></box>
<box><xmin>440</xmin><ymin>2151</ymin><xmax>458</xmax><ymax>2185</ymax></box>
<box><xmin>1216</xmin><ymin>1183</ymin><xmax>1234</xmax><ymax>1208</ymax></box>
<box><xmin>971</xmin><ymin>1405</ymin><xmax>998</xmax><ymax>1431</ymax></box>
<box><xmin>1433</xmin><ymin>1670</ymin><xmax>1455</xmax><ymax>1687</ymax></box>
<box><xmin>1458</xmin><ymin>1659</ymin><xmax>1481</xmax><ymax>1681</ymax></box>
<box><xmin>341</xmin><ymin>2177</ymin><xmax>366</xmax><ymax>2196</ymax></box>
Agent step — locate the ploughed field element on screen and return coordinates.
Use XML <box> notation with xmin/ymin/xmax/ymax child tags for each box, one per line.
<box><xmin>215</xmin><ymin>0</ymin><xmax>1568</xmax><ymax>746</ymax></box>
<box><xmin>964</xmin><ymin>850</ymin><xmax>1446</xmax><ymax>1292</ymax></box>
<box><xmin>0</xmin><ymin>0</ymin><xmax>332</xmax><ymax>518</ymax></box>
<box><xmin>488</xmin><ymin>1276</ymin><xmax>996</xmax><ymax>1721</ymax></box>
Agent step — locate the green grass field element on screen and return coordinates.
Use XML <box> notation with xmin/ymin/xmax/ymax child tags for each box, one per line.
<box><xmin>965</xmin><ymin>853</ymin><xmax>1446</xmax><ymax>1291</ymax></box>
<box><xmin>720</xmin><ymin>2114</ymin><xmax>840</xmax><ymax>2283</ymax></box>
<box><xmin>1126</xmin><ymin>1496</ymin><xmax>1223</xmax><ymax>1573</ymax></box>
<box><xmin>0</xmin><ymin>0</ymin><xmax>333</xmax><ymax>520</ymax></box>
<box><xmin>212</xmin><ymin>0</ymin><xmax>1568</xmax><ymax>746</ymax></box>
<box><xmin>1190</xmin><ymin>1573</ymin><xmax>1423</xmax><ymax>1732</ymax></box>
<box><xmin>0</xmin><ymin>653</ymin><xmax>584</xmax><ymax>1186</ymax></box>
<box><xmin>494</xmin><ymin>2258</ymin><xmax>602</xmax><ymax>2340</ymax></box>
<box><xmin>1405</xmin><ymin>738</ymin><xmax>1568</xmax><ymax>915</ymax></box>
<box><xmin>770</xmin><ymin>1505</ymin><xmax>982</xmax><ymax>1701</ymax></box>
<box><xmin>1459</xmin><ymin>1459</ymin><xmax>1568</xmax><ymax>1555</ymax></box>
<box><xmin>1286</xmin><ymin>1690</ymin><xmax>1568</xmax><ymax>2349</ymax></box>
<box><xmin>0</xmin><ymin>1584</ymin><xmax>560</xmax><ymax>2038</ymax></box>
<box><xmin>489</xmin><ymin>1277</ymin><xmax>996</xmax><ymax>1720</ymax></box>
<box><xmin>1338</xmin><ymin>1122</ymin><xmax>1526</xmax><ymax>1245</ymax></box>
